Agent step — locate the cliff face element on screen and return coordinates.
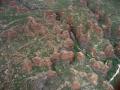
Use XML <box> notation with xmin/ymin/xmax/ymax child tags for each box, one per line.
<box><xmin>0</xmin><ymin>0</ymin><xmax>120</xmax><ymax>90</ymax></box>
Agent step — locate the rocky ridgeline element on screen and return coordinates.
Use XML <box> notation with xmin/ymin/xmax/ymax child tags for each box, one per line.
<box><xmin>0</xmin><ymin>0</ymin><xmax>120</xmax><ymax>90</ymax></box>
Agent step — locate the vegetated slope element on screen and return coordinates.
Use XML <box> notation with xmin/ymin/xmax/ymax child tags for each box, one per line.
<box><xmin>0</xmin><ymin>0</ymin><xmax>120</xmax><ymax>90</ymax></box>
